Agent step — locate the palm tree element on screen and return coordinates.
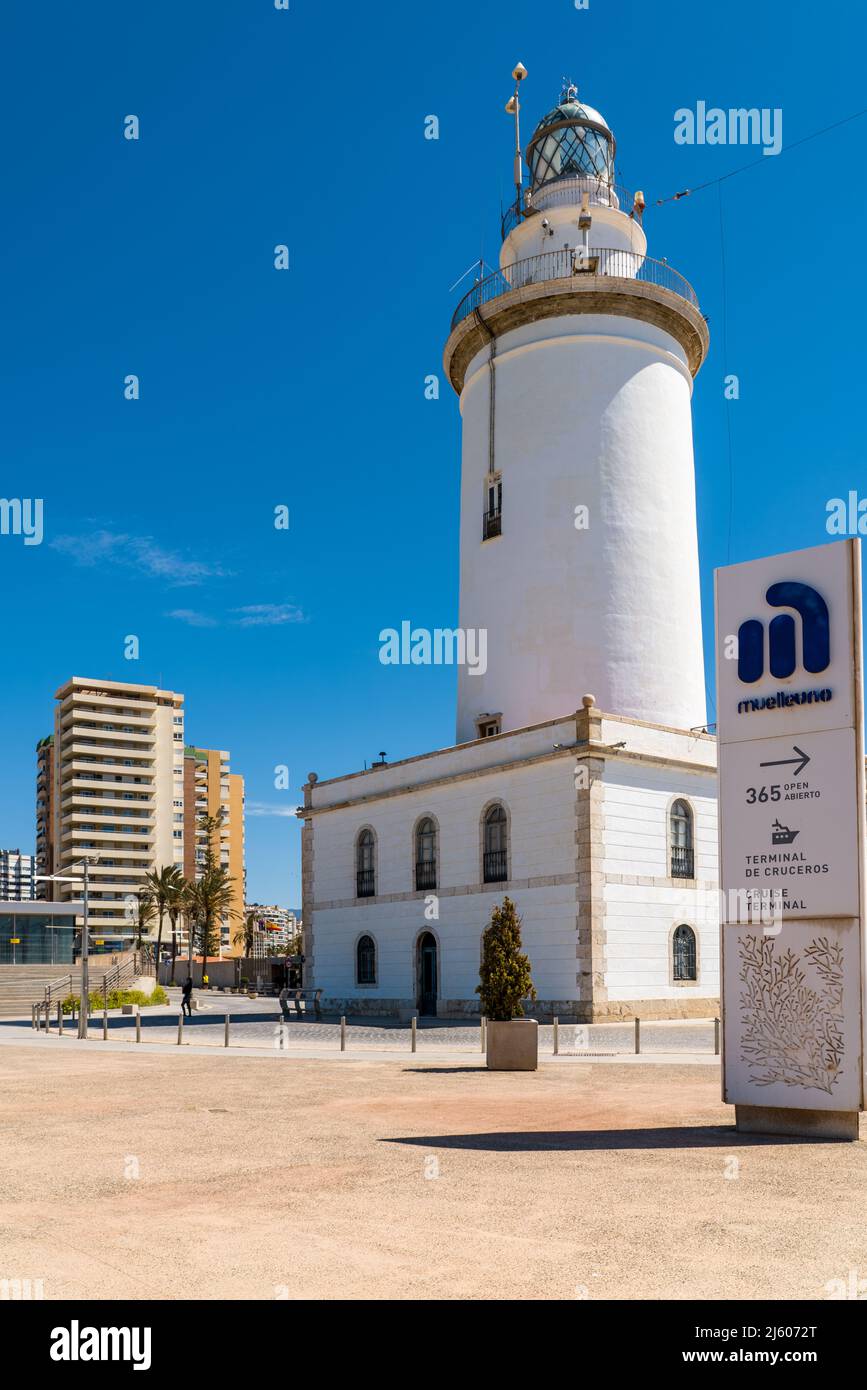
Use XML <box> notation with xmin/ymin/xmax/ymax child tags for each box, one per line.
<box><xmin>145</xmin><ymin>864</ymin><xmax>185</xmax><ymax>979</ymax></box>
<box><xmin>134</xmin><ymin>888</ymin><xmax>156</xmax><ymax>950</ymax></box>
<box><xmin>233</xmin><ymin>908</ymin><xmax>258</xmax><ymax>957</ymax></box>
<box><xmin>166</xmin><ymin>872</ymin><xmax>188</xmax><ymax>984</ymax></box>
<box><xmin>188</xmin><ymin>867</ymin><xmax>237</xmax><ymax>987</ymax></box>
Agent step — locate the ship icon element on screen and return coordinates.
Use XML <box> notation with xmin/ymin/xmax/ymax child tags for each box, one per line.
<box><xmin>771</xmin><ymin>820</ymin><xmax>799</xmax><ymax>846</ymax></box>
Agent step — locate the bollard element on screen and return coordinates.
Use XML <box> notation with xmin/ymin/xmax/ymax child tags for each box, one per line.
<box><xmin>411</xmin><ymin>1016</ymin><xmax>417</xmax><ymax>1054</ymax></box>
<box><xmin>634</xmin><ymin>1017</ymin><xmax>641</xmax><ymax>1055</ymax></box>
<box><xmin>553</xmin><ymin>1016</ymin><xmax>559</xmax><ymax>1056</ymax></box>
<box><xmin>714</xmin><ymin>1016</ymin><xmax>720</xmax><ymax>1056</ymax></box>
<box><xmin>481</xmin><ymin>1015</ymin><xmax>487</xmax><ymax>1053</ymax></box>
<box><xmin>103</xmin><ymin>1007</ymin><xmax>108</xmax><ymax>1042</ymax></box>
<box><xmin>225</xmin><ymin>1013</ymin><xmax>230</xmax><ymax>1048</ymax></box>
<box><xmin>57</xmin><ymin>1002</ymin><xmax>63</xmax><ymax>1036</ymax></box>
<box><xmin>31</xmin><ymin>1004</ymin><xmax>36</xmax><ymax>1031</ymax></box>
<box><xmin>177</xmin><ymin>1012</ymin><xmax>184</xmax><ymax>1046</ymax></box>
<box><xmin>135</xmin><ymin>1007</ymin><xmax>141</xmax><ymax>1044</ymax></box>
<box><xmin>340</xmin><ymin>1016</ymin><xmax>346</xmax><ymax>1052</ymax></box>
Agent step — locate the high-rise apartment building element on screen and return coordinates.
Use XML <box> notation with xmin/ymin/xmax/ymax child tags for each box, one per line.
<box><xmin>183</xmin><ymin>746</ymin><xmax>245</xmax><ymax>954</ymax></box>
<box><xmin>35</xmin><ymin>734</ymin><xmax>55</xmax><ymax>895</ymax></box>
<box><xmin>0</xmin><ymin>849</ymin><xmax>37</xmax><ymax>900</ymax></box>
<box><xmin>52</xmin><ymin>677</ymin><xmax>185</xmax><ymax>943</ymax></box>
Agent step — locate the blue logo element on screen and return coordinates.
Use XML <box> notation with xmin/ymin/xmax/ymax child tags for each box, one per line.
<box><xmin>737</xmin><ymin>581</ymin><xmax>830</xmax><ymax>684</ymax></box>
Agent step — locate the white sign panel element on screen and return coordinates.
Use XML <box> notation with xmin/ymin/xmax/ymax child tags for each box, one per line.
<box><xmin>715</xmin><ymin>538</ymin><xmax>866</xmax><ymax>1118</ymax></box>
<box><xmin>719</xmin><ymin>726</ymin><xmax>860</xmax><ymax>919</ymax></box>
<box><xmin>716</xmin><ymin>540</ymin><xmax>855</xmax><ymax>742</ymax></box>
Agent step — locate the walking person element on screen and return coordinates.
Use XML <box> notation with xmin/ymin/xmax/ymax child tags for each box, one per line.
<box><xmin>181</xmin><ymin>975</ymin><xmax>193</xmax><ymax>1018</ymax></box>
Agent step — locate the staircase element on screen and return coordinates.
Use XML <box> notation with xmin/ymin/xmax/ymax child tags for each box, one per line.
<box><xmin>0</xmin><ymin>953</ymin><xmax>141</xmax><ymax>1019</ymax></box>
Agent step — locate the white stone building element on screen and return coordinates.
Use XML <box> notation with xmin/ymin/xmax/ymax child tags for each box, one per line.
<box><xmin>299</xmin><ymin>80</ymin><xmax>720</xmax><ymax>1020</ymax></box>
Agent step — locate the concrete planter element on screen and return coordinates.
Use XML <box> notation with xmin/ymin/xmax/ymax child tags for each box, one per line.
<box><xmin>486</xmin><ymin>1018</ymin><xmax>538</xmax><ymax>1071</ymax></box>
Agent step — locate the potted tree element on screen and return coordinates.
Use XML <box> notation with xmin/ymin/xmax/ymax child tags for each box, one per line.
<box><xmin>477</xmin><ymin>897</ymin><xmax>538</xmax><ymax>1070</ymax></box>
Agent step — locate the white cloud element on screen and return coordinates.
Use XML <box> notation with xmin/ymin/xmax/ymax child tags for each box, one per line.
<box><xmin>166</xmin><ymin>608</ymin><xmax>219</xmax><ymax>628</ymax></box>
<box><xmin>230</xmin><ymin>603</ymin><xmax>306</xmax><ymax>628</ymax></box>
<box><xmin>246</xmin><ymin>801</ymin><xmax>299</xmax><ymax>818</ymax></box>
<box><xmin>52</xmin><ymin>529</ymin><xmax>229</xmax><ymax>586</ymax></box>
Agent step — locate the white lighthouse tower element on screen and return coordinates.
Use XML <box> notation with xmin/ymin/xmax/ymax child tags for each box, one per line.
<box><xmin>445</xmin><ymin>79</ymin><xmax>710</xmax><ymax>744</ymax></box>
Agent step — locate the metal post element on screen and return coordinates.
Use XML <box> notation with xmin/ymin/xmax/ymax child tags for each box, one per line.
<box><xmin>224</xmin><ymin>1013</ymin><xmax>230</xmax><ymax>1048</ymax></box>
<box><xmin>553</xmin><ymin>1016</ymin><xmax>559</xmax><ymax>1055</ymax></box>
<box><xmin>481</xmin><ymin>1016</ymin><xmax>486</xmax><ymax>1053</ymax></box>
<box><xmin>57</xmin><ymin>1002</ymin><xmax>63</xmax><ymax>1035</ymax></box>
<box><xmin>714</xmin><ymin>1017</ymin><xmax>720</xmax><ymax>1056</ymax></box>
<box><xmin>135</xmin><ymin>1007</ymin><xmax>141</xmax><ymax>1044</ymax></box>
<box><xmin>411</xmin><ymin>1016</ymin><xmax>417</xmax><ymax>1054</ymax></box>
<box><xmin>177</xmin><ymin>1012</ymin><xmax>184</xmax><ymax>1046</ymax></box>
<box><xmin>31</xmin><ymin>1004</ymin><xmax>36</xmax><ymax>1030</ymax></box>
<box><xmin>103</xmin><ymin>1007</ymin><xmax>108</xmax><ymax>1041</ymax></box>
<box><xmin>77</xmin><ymin>859</ymin><xmax>90</xmax><ymax>1040</ymax></box>
<box><xmin>634</xmin><ymin>1017</ymin><xmax>641</xmax><ymax>1054</ymax></box>
<box><xmin>340</xmin><ymin>1016</ymin><xmax>346</xmax><ymax>1052</ymax></box>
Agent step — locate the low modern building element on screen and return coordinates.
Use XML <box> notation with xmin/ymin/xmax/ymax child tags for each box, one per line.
<box><xmin>0</xmin><ymin>900</ymin><xmax>83</xmax><ymax>965</ymax></box>
<box><xmin>0</xmin><ymin>850</ymin><xmax>37</xmax><ymax>901</ymax></box>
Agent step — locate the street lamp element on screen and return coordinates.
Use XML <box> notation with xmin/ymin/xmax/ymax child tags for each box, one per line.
<box><xmin>37</xmin><ymin>854</ymin><xmax>96</xmax><ymax>1040</ymax></box>
<box><xmin>505</xmin><ymin>62</ymin><xmax>528</xmax><ymax>220</ymax></box>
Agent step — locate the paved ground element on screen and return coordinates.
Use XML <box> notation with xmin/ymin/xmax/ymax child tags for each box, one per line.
<box><xmin>1</xmin><ymin>1042</ymin><xmax>865</xmax><ymax>1300</ymax></box>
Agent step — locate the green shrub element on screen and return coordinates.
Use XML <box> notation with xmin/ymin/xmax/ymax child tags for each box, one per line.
<box><xmin>476</xmin><ymin>896</ymin><xmax>536</xmax><ymax>1022</ymax></box>
<box><xmin>60</xmin><ymin>985</ymin><xmax>168</xmax><ymax>1015</ymax></box>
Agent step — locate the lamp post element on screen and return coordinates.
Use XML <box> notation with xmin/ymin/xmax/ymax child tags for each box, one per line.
<box><xmin>36</xmin><ymin>854</ymin><xmax>96</xmax><ymax>1039</ymax></box>
<box><xmin>505</xmin><ymin>62</ymin><xmax>528</xmax><ymax>220</ymax></box>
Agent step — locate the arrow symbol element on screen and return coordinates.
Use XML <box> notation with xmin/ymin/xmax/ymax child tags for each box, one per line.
<box><xmin>759</xmin><ymin>745</ymin><xmax>810</xmax><ymax>777</ymax></box>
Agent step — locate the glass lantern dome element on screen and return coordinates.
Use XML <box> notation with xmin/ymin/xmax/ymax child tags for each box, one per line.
<box><xmin>525</xmin><ymin>83</ymin><xmax>616</xmax><ymax>192</ymax></box>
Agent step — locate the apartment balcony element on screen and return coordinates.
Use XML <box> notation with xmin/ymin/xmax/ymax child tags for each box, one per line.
<box><xmin>62</xmin><ymin>741</ymin><xmax>154</xmax><ymax>762</ymax></box>
<box><xmin>61</xmin><ymin>723</ymin><xmax>154</xmax><ymax>745</ymax></box>
<box><xmin>67</xmin><ymin>775</ymin><xmax>153</xmax><ymax>793</ymax></box>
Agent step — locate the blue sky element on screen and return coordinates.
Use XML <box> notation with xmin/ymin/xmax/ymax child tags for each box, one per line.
<box><xmin>2</xmin><ymin>0</ymin><xmax>865</xmax><ymax>906</ymax></box>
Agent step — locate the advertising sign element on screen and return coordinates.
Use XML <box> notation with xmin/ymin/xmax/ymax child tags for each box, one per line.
<box><xmin>715</xmin><ymin>539</ymin><xmax>866</xmax><ymax>1123</ymax></box>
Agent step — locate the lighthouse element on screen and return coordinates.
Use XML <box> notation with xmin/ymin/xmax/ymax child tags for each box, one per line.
<box><xmin>300</xmin><ymin>73</ymin><xmax>721</xmax><ymax>1026</ymax></box>
<box><xmin>445</xmin><ymin>79</ymin><xmax>710</xmax><ymax>744</ymax></box>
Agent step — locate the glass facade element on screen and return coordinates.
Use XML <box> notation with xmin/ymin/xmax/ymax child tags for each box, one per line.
<box><xmin>0</xmin><ymin>911</ymin><xmax>77</xmax><ymax>965</ymax></box>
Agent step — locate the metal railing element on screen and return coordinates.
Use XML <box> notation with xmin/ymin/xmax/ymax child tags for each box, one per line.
<box><xmin>415</xmin><ymin>861</ymin><xmax>437</xmax><ymax>892</ymax></box>
<box><xmin>482</xmin><ymin>509</ymin><xmax>502</xmax><ymax>541</ymax></box>
<box><xmin>452</xmin><ymin>246</ymin><xmax>698</xmax><ymax>331</ymax></box>
<box><xmin>502</xmin><ymin>175</ymin><xmax>639</xmax><ymax>240</ymax></box>
<box><xmin>356</xmin><ymin>868</ymin><xmax>375</xmax><ymax>899</ymax></box>
<box><xmin>483</xmin><ymin>849</ymin><xmax>508</xmax><ymax>884</ymax></box>
<box><xmin>670</xmin><ymin>846</ymin><xmax>695</xmax><ymax>879</ymax></box>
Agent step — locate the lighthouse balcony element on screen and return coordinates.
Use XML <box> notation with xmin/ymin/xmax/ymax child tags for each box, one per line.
<box><xmin>501</xmin><ymin>174</ymin><xmax>637</xmax><ymax>239</ymax></box>
<box><xmin>445</xmin><ymin>242</ymin><xmax>708</xmax><ymax>392</ymax></box>
<box><xmin>452</xmin><ymin>245</ymin><xmax>698</xmax><ymax>331</ymax></box>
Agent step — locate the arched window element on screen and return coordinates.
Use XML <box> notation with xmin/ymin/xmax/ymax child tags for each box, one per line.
<box><xmin>673</xmin><ymin>924</ymin><xmax>697</xmax><ymax>982</ymax></box>
<box><xmin>670</xmin><ymin>799</ymin><xmax>694</xmax><ymax>878</ymax></box>
<box><xmin>483</xmin><ymin>804</ymin><xmax>508</xmax><ymax>883</ymax></box>
<box><xmin>415</xmin><ymin>817</ymin><xmax>437</xmax><ymax>891</ymax></box>
<box><xmin>356</xmin><ymin>829</ymin><xmax>375</xmax><ymax>898</ymax></box>
<box><xmin>356</xmin><ymin>934</ymin><xmax>376</xmax><ymax>985</ymax></box>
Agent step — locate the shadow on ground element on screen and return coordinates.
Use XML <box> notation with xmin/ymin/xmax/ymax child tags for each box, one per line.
<box><xmin>383</xmin><ymin>1125</ymin><xmax>838</xmax><ymax>1152</ymax></box>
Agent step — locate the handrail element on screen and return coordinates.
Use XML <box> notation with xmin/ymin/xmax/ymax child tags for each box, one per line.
<box><xmin>502</xmin><ymin>175</ymin><xmax>640</xmax><ymax>240</ymax></box>
<box><xmin>451</xmin><ymin>245</ymin><xmax>699</xmax><ymax>331</ymax></box>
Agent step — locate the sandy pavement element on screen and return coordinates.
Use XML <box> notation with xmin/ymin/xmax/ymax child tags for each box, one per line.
<box><xmin>1</xmin><ymin>1044</ymin><xmax>865</xmax><ymax>1301</ymax></box>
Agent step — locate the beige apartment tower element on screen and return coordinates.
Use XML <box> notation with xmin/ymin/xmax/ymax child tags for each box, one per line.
<box><xmin>183</xmin><ymin>746</ymin><xmax>245</xmax><ymax>954</ymax></box>
<box><xmin>52</xmin><ymin>677</ymin><xmax>185</xmax><ymax>942</ymax></box>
